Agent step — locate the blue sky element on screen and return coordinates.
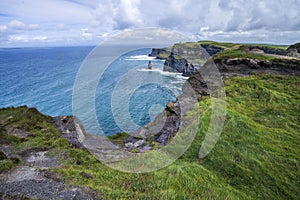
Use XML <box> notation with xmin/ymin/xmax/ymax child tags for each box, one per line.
<box><xmin>0</xmin><ymin>0</ymin><xmax>299</xmax><ymax>47</ymax></box>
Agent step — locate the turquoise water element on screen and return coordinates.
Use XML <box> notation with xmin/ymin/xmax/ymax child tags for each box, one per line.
<box><xmin>0</xmin><ymin>47</ymin><xmax>186</xmax><ymax>135</ymax></box>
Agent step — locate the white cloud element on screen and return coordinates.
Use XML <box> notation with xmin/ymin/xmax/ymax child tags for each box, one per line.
<box><xmin>0</xmin><ymin>0</ymin><xmax>93</xmax><ymax>23</ymax></box>
<box><xmin>56</xmin><ymin>23</ymin><xmax>66</xmax><ymax>31</ymax></box>
<box><xmin>91</xmin><ymin>1</ymin><xmax>115</xmax><ymax>30</ymax></box>
<box><xmin>0</xmin><ymin>25</ymin><xmax>8</xmax><ymax>33</ymax></box>
<box><xmin>0</xmin><ymin>0</ymin><xmax>300</xmax><ymax>47</ymax></box>
<box><xmin>28</xmin><ymin>24</ymin><xmax>40</xmax><ymax>30</ymax></box>
<box><xmin>8</xmin><ymin>20</ymin><xmax>26</xmax><ymax>29</ymax></box>
<box><xmin>81</xmin><ymin>28</ymin><xmax>93</xmax><ymax>40</ymax></box>
<box><xmin>8</xmin><ymin>35</ymin><xmax>47</xmax><ymax>42</ymax></box>
<box><xmin>113</xmin><ymin>0</ymin><xmax>143</xmax><ymax>29</ymax></box>
<box><xmin>1</xmin><ymin>20</ymin><xmax>40</xmax><ymax>32</ymax></box>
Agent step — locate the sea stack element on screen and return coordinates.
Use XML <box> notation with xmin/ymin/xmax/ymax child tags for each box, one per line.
<box><xmin>148</xmin><ymin>60</ymin><xmax>152</xmax><ymax>69</ymax></box>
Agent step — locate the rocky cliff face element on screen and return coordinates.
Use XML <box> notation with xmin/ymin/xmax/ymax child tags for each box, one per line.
<box><xmin>200</xmin><ymin>44</ymin><xmax>224</xmax><ymax>56</ymax></box>
<box><xmin>148</xmin><ymin>48</ymin><xmax>169</xmax><ymax>59</ymax></box>
<box><xmin>171</xmin><ymin>43</ymin><xmax>211</xmax><ymax>60</ymax></box>
<box><xmin>216</xmin><ymin>57</ymin><xmax>300</xmax><ymax>76</ymax></box>
<box><xmin>163</xmin><ymin>52</ymin><xmax>188</xmax><ymax>72</ymax></box>
<box><xmin>150</xmin><ymin>43</ymin><xmax>225</xmax><ymax>77</ymax></box>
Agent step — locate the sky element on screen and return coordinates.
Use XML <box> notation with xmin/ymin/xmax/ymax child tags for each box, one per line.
<box><xmin>0</xmin><ymin>0</ymin><xmax>299</xmax><ymax>47</ymax></box>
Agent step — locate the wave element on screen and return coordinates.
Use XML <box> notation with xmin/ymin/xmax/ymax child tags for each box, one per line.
<box><xmin>137</xmin><ymin>68</ymin><xmax>189</xmax><ymax>80</ymax></box>
<box><xmin>125</xmin><ymin>55</ymin><xmax>156</xmax><ymax>61</ymax></box>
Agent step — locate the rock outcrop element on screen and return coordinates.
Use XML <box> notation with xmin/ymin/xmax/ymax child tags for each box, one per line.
<box><xmin>148</xmin><ymin>48</ymin><xmax>169</xmax><ymax>59</ymax></box>
<box><xmin>287</xmin><ymin>43</ymin><xmax>300</xmax><ymax>58</ymax></box>
<box><xmin>151</xmin><ymin>42</ymin><xmax>226</xmax><ymax>77</ymax></box>
<box><xmin>218</xmin><ymin>57</ymin><xmax>300</xmax><ymax>76</ymax></box>
<box><xmin>243</xmin><ymin>45</ymin><xmax>287</xmax><ymax>56</ymax></box>
<box><xmin>200</xmin><ymin>44</ymin><xmax>224</xmax><ymax>56</ymax></box>
<box><xmin>163</xmin><ymin>52</ymin><xmax>188</xmax><ymax>73</ymax></box>
<box><xmin>52</xmin><ymin>116</ymin><xmax>86</xmax><ymax>149</ymax></box>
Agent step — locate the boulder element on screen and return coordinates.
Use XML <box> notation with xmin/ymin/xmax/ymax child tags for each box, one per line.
<box><xmin>287</xmin><ymin>44</ymin><xmax>300</xmax><ymax>58</ymax></box>
<box><xmin>248</xmin><ymin>59</ymin><xmax>260</xmax><ymax>69</ymax></box>
<box><xmin>52</xmin><ymin>116</ymin><xmax>86</xmax><ymax>148</ymax></box>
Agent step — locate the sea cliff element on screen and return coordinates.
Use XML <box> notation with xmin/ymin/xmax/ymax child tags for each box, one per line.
<box><xmin>1</xmin><ymin>41</ymin><xmax>300</xmax><ymax>199</ymax></box>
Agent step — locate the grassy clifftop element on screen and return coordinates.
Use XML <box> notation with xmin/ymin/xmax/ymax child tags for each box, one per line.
<box><xmin>1</xmin><ymin>73</ymin><xmax>299</xmax><ymax>199</ymax></box>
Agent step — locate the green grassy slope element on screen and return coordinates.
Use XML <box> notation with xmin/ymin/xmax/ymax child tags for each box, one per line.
<box><xmin>1</xmin><ymin>74</ymin><xmax>299</xmax><ymax>199</ymax></box>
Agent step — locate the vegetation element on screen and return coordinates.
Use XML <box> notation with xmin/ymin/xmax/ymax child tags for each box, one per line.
<box><xmin>160</xmin><ymin>40</ymin><xmax>290</xmax><ymax>64</ymax></box>
<box><xmin>107</xmin><ymin>132</ymin><xmax>131</xmax><ymax>147</ymax></box>
<box><xmin>213</xmin><ymin>48</ymin><xmax>276</xmax><ymax>62</ymax></box>
<box><xmin>198</xmin><ymin>40</ymin><xmax>237</xmax><ymax>49</ymax></box>
<box><xmin>240</xmin><ymin>43</ymin><xmax>288</xmax><ymax>50</ymax></box>
<box><xmin>1</xmin><ymin>73</ymin><xmax>299</xmax><ymax>199</ymax></box>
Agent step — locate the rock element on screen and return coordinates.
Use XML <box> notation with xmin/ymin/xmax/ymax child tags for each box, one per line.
<box><xmin>172</xmin><ymin>43</ymin><xmax>211</xmax><ymax>59</ymax></box>
<box><xmin>124</xmin><ymin>136</ymin><xmax>140</xmax><ymax>144</ymax></box>
<box><xmin>183</xmin><ymin>63</ymin><xmax>196</xmax><ymax>77</ymax></box>
<box><xmin>148</xmin><ymin>60</ymin><xmax>152</xmax><ymax>69</ymax></box>
<box><xmin>244</xmin><ymin>45</ymin><xmax>287</xmax><ymax>55</ymax></box>
<box><xmin>52</xmin><ymin>116</ymin><xmax>86</xmax><ymax>148</ymax></box>
<box><xmin>287</xmin><ymin>43</ymin><xmax>300</xmax><ymax>58</ymax></box>
<box><xmin>0</xmin><ymin>151</ymin><xmax>7</xmax><ymax>160</ymax></box>
<box><xmin>148</xmin><ymin>48</ymin><xmax>168</xmax><ymax>59</ymax></box>
<box><xmin>286</xmin><ymin>48</ymin><xmax>299</xmax><ymax>57</ymax></box>
<box><xmin>139</xmin><ymin>145</ymin><xmax>152</xmax><ymax>153</ymax></box>
<box><xmin>80</xmin><ymin>172</ymin><xmax>93</xmax><ymax>179</ymax></box>
<box><xmin>125</xmin><ymin>143</ymin><xmax>133</xmax><ymax>148</ymax></box>
<box><xmin>219</xmin><ymin>56</ymin><xmax>300</xmax><ymax>76</ymax></box>
<box><xmin>166</xmin><ymin>101</ymin><xmax>181</xmax><ymax>116</ymax></box>
<box><xmin>25</xmin><ymin>151</ymin><xmax>58</xmax><ymax>170</ymax></box>
<box><xmin>248</xmin><ymin>59</ymin><xmax>260</xmax><ymax>69</ymax></box>
<box><xmin>133</xmin><ymin>140</ymin><xmax>145</xmax><ymax>148</ymax></box>
<box><xmin>200</xmin><ymin>44</ymin><xmax>224</xmax><ymax>56</ymax></box>
<box><xmin>163</xmin><ymin>52</ymin><xmax>188</xmax><ymax>73</ymax></box>
<box><xmin>287</xmin><ymin>43</ymin><xmax>300</xmax><ymax>54</ymax></box>
<box><xmin>226</xmin><ymin>58</ymin><xmax>250</xmax><ymax>65</ymax></box>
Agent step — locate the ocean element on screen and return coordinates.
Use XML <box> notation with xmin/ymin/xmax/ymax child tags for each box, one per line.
<box><xmin>0</xmin><ymin>46</ymin><xmax>187</xmax><ymax>135</ymax></box>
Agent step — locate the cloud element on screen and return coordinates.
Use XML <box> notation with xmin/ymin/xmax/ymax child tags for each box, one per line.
<box><xmin>8</xmin><ymin>20</ymin><xmax>26</xmax><ymax>29</ymax></box>
<box><xmin>8</xmin><ymin>35</ymin><xmax>47</xmax><ymax>42</ymax></box>
<box><xmin>0</xmin><ymin>0</ymin><xmax>300</xmax><ymax>47</ymax></box>
<box><xmin>0</xmin><ymin>25</ymin><xmax>8</xmax><ymax>33</ymax></box>
<box><xmin>0</xmin><ymin>0</ymin><xmax>93</xmax><ymax>23</ymax></box>
<box><xmin>1</xmin><ymin>20</ymin><xmax>40</xmax><ymax>32</ymax></box>
<box><xmin>113</xmin><ymin>0</ymin><xmax>143</xmax><ymax>29</ymax></box>
<box><xmin>81</xmin><ymin>28</ymin><xmax>93</xmax><ymax>40</ymax></box>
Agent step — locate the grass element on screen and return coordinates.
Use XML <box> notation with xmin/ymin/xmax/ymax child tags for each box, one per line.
<box><xmin>240</xmin><ymin>43</ymin><xmax>288</xmax><ymax>50</ymax></box>
<box><xmin>213</xmin><ymin>48</ymin><xmax>276</xmax><ymax>62</ymax></box>
<box><xmin>188</xmin><ymin>75</ymin><xmax>300</xmax><ymax>199</ymax></box>
<box><xmin>157</xmin><ymin>52</ymin><xmax>170</xmax><ymax>59</ymax></box>
<box><xmin>61</xmin><ymin>74</ymin><xmax>299</xmax><ymax>199</ymax></box>
<box><xmin>107</xmin><ymin>132</ymin><xmax>131</xmax><ymax>147</ymax></box>
<box><xmin>159</xmin><ymin>40</ymin><xmax>289</xmax><ymax>64</ymax></box>
<box><xmin>1</xmin><ymin>74</ymin><xmax>299</xmax><ymax>199</ymax></box>
<box><xmin>198</xmin><ymin>40</ymin><xmax>237</xmax><ymax>49</ymax></box>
